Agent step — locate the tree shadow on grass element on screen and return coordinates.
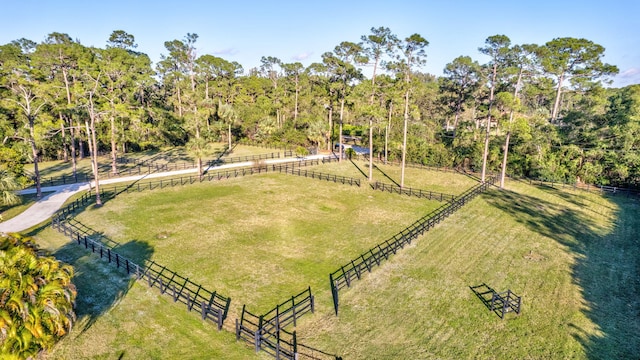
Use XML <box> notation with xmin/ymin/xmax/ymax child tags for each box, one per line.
<box><xmin>371</xmin><ymin>163</ymin><xmax>401</xmax><ymax>187</ymax></box>
<box><xmin>484</xmin><ymin>187</ymin><xmax>640</xmax><ymax>359</ymax></box>
<box><xmin>52</xmin><ymin>239</ymin><xmax>154</xmax><ymax>334</ymax></box>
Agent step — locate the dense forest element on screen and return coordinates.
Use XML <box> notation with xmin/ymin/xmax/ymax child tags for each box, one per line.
<box><xmin>1</xmin><ymin>27</ymin><xmax>638</xmax><ymax>193</ymax></box>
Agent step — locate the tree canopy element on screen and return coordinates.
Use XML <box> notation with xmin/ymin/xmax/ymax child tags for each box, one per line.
<box><xmin>1</xmin><ymin>28</ymin><xmax>635</xmax><ymax>188</ymax></box>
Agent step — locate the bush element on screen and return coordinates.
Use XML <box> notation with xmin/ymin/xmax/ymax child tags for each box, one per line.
<box><xmin>0</xmin><ymin>234</ymin><xmax>77</xmax><ymax>359</ymax></box>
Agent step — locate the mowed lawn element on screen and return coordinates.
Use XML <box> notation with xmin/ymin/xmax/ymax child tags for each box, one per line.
<box><xmin>294</xmin><ymin>181</ymin><xmax>640</xmax><ymax>359</ymax></box>
<box><xmin>29</xmin><ymin>166</ymin><xmax>640</xmax><ymax>359</ymax></box>
<box><xmin>70</xmin><ymin>170</ymin><xmax>454</xmax><ymax>317</ymax></box>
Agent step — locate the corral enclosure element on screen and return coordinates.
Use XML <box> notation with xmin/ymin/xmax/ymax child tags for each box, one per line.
<box><xmin>38</xmin><ymin>158</ymin><xmax>640</xmax><ymax>359</ymax></box>
<box><xmin>70</xmin><ymin>164</ymin><xmax>475</xmax><ymax>315</ymax></box>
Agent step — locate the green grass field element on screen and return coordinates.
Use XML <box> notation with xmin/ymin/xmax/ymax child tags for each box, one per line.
<box><xmin>20</xmin><ymin>160</ymin><xmax>640</xmax><ymax>359</ymax></box>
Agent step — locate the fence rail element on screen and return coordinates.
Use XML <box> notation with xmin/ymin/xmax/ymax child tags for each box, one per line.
<box><xmin>372</xmin><ymin>181</ymin><xmax>455</xmax><ymax>202</ymax></box>
<box><xmin>236</xmin><ymin>288</ymin><xmax>339</xmax><ymax>359</ymax></box>
<box><xmin>372</xmin><ymin>158</ymin><xmax>462</xmax><ymax>174</ymax></box>
<box><xmin>329</xmin><ymin>176</ymin><xmax>497</xmax><ymax>315</ymax></box>
<box><xmin>262</xmin><ymin>287</ymin><xmax>315</xmax><ymax>330</ymax></box>
<box><xmin>239</xmin><ymin>139</ymin><xmax>293</xmax><ymax>153</ymax></box>
<box><xmin>470</xmin><ymin>283</ymin><xmax>521</xmax><ymax>319</ymax></box>
<box><xmin>526</xmin><ymin>178</ymin><xmax>640</xmax><ymax>197</ymax></box>
<box><xmin>236</xmin><ymin>288</ymin><xmax>315</xmax><ymax>348</ymax></box>
<box><xmin>280</xmin><ymin>167</ymin><xmax>360</xmax><ymax>187</ymax></box>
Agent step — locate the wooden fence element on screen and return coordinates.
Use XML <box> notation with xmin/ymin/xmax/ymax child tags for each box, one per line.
<box><xmin>372</xmin><ymin>181</ymin><xmax>455</xmax><ymax>202</ymax></box>
<box><xmin>470</xmin><ymin>283</ymin><xmax>521</xmax><ymax>319</ymax></box>
<box><xmin>491</xmin><ymin>289</ymin><xmax>521</xmax><ymax>319</ymax></box>
<box><xmin>207</xmin><ymin>152</ymin><xmax>293</xmax><ymax>167</ymax></box>
<box><xmin>236</xmin><ymin>287</ymin><xmax>339</xmax><ymax>359</ymax></box>
<box><xmin>526</xmin><ymin>178</ymin><xmax>640</xmax><ymax>197</ymax></box>
<box><xmin>239</xmin><ymin>139</ymin><xmax>293</xmax><ymax>153</ymax></box>
<box><xmin>371</xmin><ymin>158</ymin><xmax>463</xmax><ymax>174</ymax></box>
<box><xmin>280</xmin><ymin>167</ymin><xmax>360</xmax><ymax>187</ymax></box>
<box><xmin>47</xmin><ymin>156</ymin><xmax>338</xmax><ymax>201</ymax></box>
<box><xmin>51</xmin><ymin>195</ymin><xmax>231</xmax><ymax>330</ymax></box>
<box><xmin>33</xmin><ymin>151</ymin><xmax>292</xmax><ymax>188</ymax></box>
<box><xmin>329</xmin><ymin>176</ymin><xmax>497</xmax><ymax>315</ymax></box>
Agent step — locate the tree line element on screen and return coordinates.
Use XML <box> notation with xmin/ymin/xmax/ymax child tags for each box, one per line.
<box><xmin>1</xmin><ymin>26</ymin><xmax>639</xmax><ymax>199</ymax></box>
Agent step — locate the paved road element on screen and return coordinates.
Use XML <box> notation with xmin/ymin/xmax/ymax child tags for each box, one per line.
<box><xmin>0</xmin><ymin>155</ymin><xmax>333</xmax><ymax>234</ymax></box>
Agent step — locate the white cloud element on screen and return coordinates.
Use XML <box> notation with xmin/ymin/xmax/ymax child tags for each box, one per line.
<box><xmin>620</xmin><ymin>67</ymin><xmax>640</xmax><ymax>77</ymax></box>
<box><xmin>614</xmin><ymin>67</ymin><xmax>640</xmax><ymax>87</ymax></box>
<box><xmin>213</xmin><ymin>47</ymin><xmax>238</xmax><ymax>56</ymax></box>
<box><xmin>292</xmin><ymin>52</ymin><xmax>313</xmax><ymax>61</ymax></box>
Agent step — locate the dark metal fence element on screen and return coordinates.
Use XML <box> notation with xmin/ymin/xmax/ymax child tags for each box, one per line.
<box><xmin>372</xmin><ymin>181</ymin><xmax>455</xmax><ymax>202</ymax></box>
<box><xmin>329</xmin><ymin>176</ymin><xmax>497</xmax><ymax>315</ymax></box>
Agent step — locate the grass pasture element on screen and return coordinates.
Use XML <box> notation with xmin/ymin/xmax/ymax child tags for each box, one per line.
<box><xmin>71</xmin><ymin>171</ymin><xmax>451</xmax><ymax>315</ymax></box>
<box><xmin>25</xmin><ymin>162</ymin><xmax>640</xmax><ymax>359</ymax></box>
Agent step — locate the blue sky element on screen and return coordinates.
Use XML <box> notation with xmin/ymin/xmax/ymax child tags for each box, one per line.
<box><xmin>2</xmin><ymin>0</ymin><xmax>639</xmax><ymax>87</ymax></box>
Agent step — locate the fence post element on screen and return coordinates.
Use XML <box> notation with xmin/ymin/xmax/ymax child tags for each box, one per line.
<box><xmin>330</xmin><ymin>274</ymin><xmax>339</xmax><ymax>316</ymax></box>
<box><xmin>201</xmin><ymin>300</ymin><xmax>207</xmax><ymax>321</ymax></box>
<box><xmin>256</xmin><ymin>315</ymin><xmax>264</xmax><ymax>352</ymax></box>
<box><xmin>292</xmin><ymin>295</ymin><xmax>297</xmax><ymax>327</ymax></box>
<box><xmin>310</xmin><ymin>294</ymin><xmax>315</xmax><ymax>314</ymax></box>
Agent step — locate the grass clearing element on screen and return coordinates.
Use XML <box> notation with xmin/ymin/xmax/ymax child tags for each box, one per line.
<box><xmin>25</xmin><ymin>166</ymin><xmax>640</xmax><ymax>359</ymax></box>
<box><xmin>72</xmin><ymin>173</ymin><xmax>446</xmax><ymax>316</ymax></box>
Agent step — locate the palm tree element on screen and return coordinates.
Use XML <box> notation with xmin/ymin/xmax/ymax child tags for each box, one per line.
<box><xmin>306</xmin><ymin>119</ymin><xmax>328</xmax><ymax>153</ymax></box>
<box><xmin>0</xmin><ymin>234</ymin><xmax>77</xmax><ymax>359</ymax></box>
<box><xmin>186</xmin><ymin>137</ymin><xmax>209</xmax><ymax>179</ymax></box>
<box><xmin>217</xmin><ymin>102</ymin><xmax>237</xmax><ymax>150</ymax></box>
<box><xmin>0</xmin><ymin>170</ymin><xmax>20</xmax><ymax>207</ymax></box>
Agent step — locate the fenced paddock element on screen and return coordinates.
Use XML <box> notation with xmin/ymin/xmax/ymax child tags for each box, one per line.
<box><xmin>41</xmin><ymin>156</ymin><xmax>640</xmax><ymax>359</ymax></box>
<box><xmin>47</xmin><ymin>160</ymin><xmax>493</xmax><ymax>359</ymax></box>
<box><xmin>48</xmin><ymin>155</ymin><xmax>340</xmax><ymax>200</ymax></box>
